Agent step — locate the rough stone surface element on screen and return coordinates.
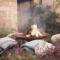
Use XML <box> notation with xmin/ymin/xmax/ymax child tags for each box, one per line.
<box><xmin>0</xmin><ymin>0</ymin><xmax>17</xmax><ymax>31</ymax></box>
<box><xmin>51</xmin><ymin>34</ymin><xmax>60</xmax><ymax>56</ymax></box>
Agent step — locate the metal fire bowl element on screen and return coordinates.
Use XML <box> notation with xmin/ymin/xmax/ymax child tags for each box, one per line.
<box><xmin>15</xmin><ymin>32</ymin><xmax>49</xmax><ymax>41</ymax></box>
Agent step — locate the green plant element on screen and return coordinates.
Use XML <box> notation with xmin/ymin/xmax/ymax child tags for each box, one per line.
<box><xmin>0</xmin><ymin>27</ymin><xmax>15</xmax><ymax>37</ymax></box>
<box><xmin>15</xmin><ymin>55</ymin><xmax>23</xmax><ymax>60</ymax></box>
<box><xmin>28</xmin><ymin>54</ymin><xmax>37</xmax><ymax>60</ymax></box>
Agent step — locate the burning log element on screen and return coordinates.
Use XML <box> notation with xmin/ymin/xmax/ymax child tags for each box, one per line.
<box><xmin>26</xmin><ymin>24</ymin><xmax>48</xmax><ymax>38</ymax></box>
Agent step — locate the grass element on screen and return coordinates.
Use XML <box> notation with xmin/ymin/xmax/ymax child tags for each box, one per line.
<box><xmin>0</xmin><ymin>27</ymin><xmax>16</xmax><ymax>37</ymax></box>
<box><xmin>0</xmin><ymin>55</ymin><xmax>36</xmax><ymax>60</ymax></box>
<box><xmin>0</xmin><ymin>51</ymin><xmax>58</xmax><ymax>60</ymax></box>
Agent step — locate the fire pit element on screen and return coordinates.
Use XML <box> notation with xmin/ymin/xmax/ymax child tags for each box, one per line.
<box><xmin>15</xmin><ymin>32</ymin><xmax>48</xmax><ymax>41</ymax></box>
<box><xmin>8</xmin><ymin>24</ymin><xmax>49</xmax><ymax>45</ymax></box>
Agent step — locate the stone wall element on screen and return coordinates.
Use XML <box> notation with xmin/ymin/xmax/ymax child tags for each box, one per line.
<box><xmin>42</xmin><ymin>0</ymin><xmax>53</xmax><ymax>8</ymax></box>
<box><xmin>0</xmin><ymin>0</ymin><xmax>17</xmax><ymax>32</ymax></box>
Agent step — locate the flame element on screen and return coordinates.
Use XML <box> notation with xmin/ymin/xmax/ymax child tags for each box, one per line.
<box><xmin>26</xmin><ymin>24</ymin><xmax>43</xmax><ymax>37</ymax></box>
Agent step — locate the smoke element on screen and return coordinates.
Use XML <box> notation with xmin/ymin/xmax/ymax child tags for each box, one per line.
<box><xmin>17</xmin><ymin>2</ymin><xmax>32</xmax><ymax>32</ymax></box>
<box><xmin>17</xmin><ymin>2</ymin><xmax>52</xmax><ymax>32</ymax></box>
<box><xmin>31</xmin><ymin>5</ymin><xmax>52</xmax><ymax>32</ymax></box>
